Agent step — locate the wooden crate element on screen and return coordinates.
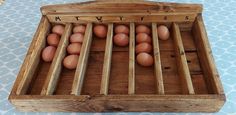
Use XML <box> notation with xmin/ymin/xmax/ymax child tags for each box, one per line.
<box><xmin>8</xmin><ymin>1</ymin><xmax>226</xmax><ymax>112</ymax></box>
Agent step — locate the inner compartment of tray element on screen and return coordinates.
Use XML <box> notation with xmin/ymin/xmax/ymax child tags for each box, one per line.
<box><xmin>25</xmin><ymin>21</ymin><xmax>214</xmax><ymax>95</ymax></box>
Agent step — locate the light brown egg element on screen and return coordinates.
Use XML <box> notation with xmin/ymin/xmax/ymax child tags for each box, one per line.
<box><xmin>115</xmin><ymin>25</ymin><xmax>129</xmax><ymax>35</ymax></box>
<box><xmin>52</xmin><ymin>25</ymin><xmax>65</xmax><ymax>36</ymax></box>
<box><xmin>70</xmin><ymin>33</ymin><xmax>84</xmax><ymax>43</ymax></box>
<box><xmin>93</xmin><ymin>24</ymin><xmax>107</xmax><ymax>38</ymax></box>
<box><xmin>136</xmin><ymin>33</ymin><xmax>152</xmax><ymax>44</ymax></box>
<box><xmin>157</xmin><ymin>25</ymin><xmax>170</xmax><ymax>40</ymax></box>
<box><xmin>47</xmin><ymin>33</ymin><xmax>60</xmax><ymax>47</ymax></box>
<box><xmin>136</xmin><ymin>25</ymin><xmax>151</xmax><ymax>34</ymax></box>
<box><xmin>135</xmin><ymin>42</ymin><xmax>152</xmax><ymax>54</ymax></box>
<box><xmin>136</xmin><ymin>52</ymin><xmax>154</xmax><ymax>67</ymax></box>
<box><xmin>73</xmin><ymin>25</ymin><xmax>86</xmax><ymax>34</ymax></box>
<box><xmin>42</xmin><ymin>46</ymin><xmax>57</xmax><ymax>62</ymax></box>
<box><xmin>113</xmin><ymin>33</ymin><xmax>129</xmax><ymax>47</ymax></box>
<box><xmin>67</xmin><ymin>43</ymin><xmax>82</xmax><ymax>55</ymax></box>
<box><xmin>63</xmin><ymin>55</ymin><xmax>79</xmax><ymax>69</ymax></box>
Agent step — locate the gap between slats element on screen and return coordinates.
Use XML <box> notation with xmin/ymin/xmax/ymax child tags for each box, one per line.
<box><xmin>128</xmin><ymin>23</ymin><xmax>135</xmax><ymax>94</ymax></box>
<box><xmin>71</xmin><ymin>23</ymin><xmax>93</xmax><ymax>95</ymax></box>
<box><xmin>100</xmin><ymin>23</ymin><xmax>114</xmax><ymax>95</ymax></box>
<box><xmin>172</xmin><ymin>23</ymin><xmax>195</xmax><ymax>94</ymax></box>
<box><xmin>41</xmin><ymin>23</ymin><xmax>72</xmax><ymax>95</ymax></box>
<box><xmin>16</xmin><ymin>17</ymin><xmax>50</xmax><ymax>95</ymax></box>
<box><xmin>151</xmin><ymin>23</ymin><xmax>165</xmax><ymax>95</ymax></box>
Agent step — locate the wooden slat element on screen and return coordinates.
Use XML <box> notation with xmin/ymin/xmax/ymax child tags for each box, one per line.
<box><xmin>172</xmin><ymin>23</ymin><xmax>195</xmax><ymax>94</ymax></box>
<box><xmin>152</xmin><ymin>23</ymin><xmax>165</xmax><ymax>94</ymax></box>
<box><xmin>71</xmin><ymin>23</ymin><xmax>93</xmax><ymax>95</ymax></box>
<box><xmin>100</xmin><ymin>23</ymin><xmax>114</xmax><ymax>95</ymax></box>
<box><xmin>46</xmin><ymin>13</ymin><xmax>197</xmax><ymax>23</ymax></box>
<box><xmin>41</xmin><ymin>1</ymin><xmax>202</xmax><ymax>15</ymax></box>
<box><xmin>41</xmin><ymin>24</ymin><xmax>72</xmax><ymax>95</ymax></box>
<box><xmin>9</xmin><ymin>94</ymin><xmax>225</xmax><ymax>112</ymax></box>
<box><xmin>192</xmin><ymin>15</ymin><xmax>224</xmax><ymax>94</ymax></box>
<box><xmin>16</xmin><ymin>17</ymin><xmax>50</xmax><ymax>95</ymax></box>
<box><xmin>128</xmin><ymin>23</ymin><xmax>135</xmax><ymax>94</ymax></box>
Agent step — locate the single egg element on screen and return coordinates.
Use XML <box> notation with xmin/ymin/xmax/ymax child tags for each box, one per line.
<box><xmin>115</xmin><ymin>25</ymin><xmax>129</xmax><ymax>35</ymax></box>
<box><xmin>136</xmin><ymin>25</ymin><xmax>151</xmax><ymax>34</ymax></box>
<box><xmin>73</xmin><ymin>25</ymin><xmax>86</xmax><ymax>34</ymax></box>
<box><xmin>135</xmin><ymin>42</ymin><xmax>152</xmax><ymax>54</ymax></box>
<box><xmin>157</xmin><ymin>25</ymin><xmax>170</xmax><ymax>40</ymax></box>
<box><xmin>136</xmin><ymin>33</ymin><xmax>152</xmax><ymax>44</ymax></box>
<box><xmin>136</xmin><ymin>52</ymin><xmax>154</xmax><ymax>67</ymax></box>
<box><xmin>52</xmin><ymin>25</ymin><xmax>65</xmax><ymax>36</ymax></box>
<box><xmin>63</xmin><ymin>55</ymin><xmax>79</xmax><ymax>69</ymax></box>
<box><xmin>42</xmin><ymin>46</ymin><xmax>57</xmax><ymax>62</ymax></box>
<box><xmin>93</xmin><ymin>24</ymin><xmax>107</xmax><ymax>38</ymax></box>
<box><xmin>47</xmin><ymin>33</ymin><xmax>60</xmax><ymax>47</ymax></box>
<box><xmin>113</xmin><ymin>33</ymin><xmax>129</xmax><ymax>47</ymax></box>
<box><xmin>67</xmin><ymin>43</ymin><xmax>82</xmax><ymax>55</ymax></box>
<box><xmin>70</xmin><ymin>33</ymin><xmax>84</xmax><ymax>43</ymax></box>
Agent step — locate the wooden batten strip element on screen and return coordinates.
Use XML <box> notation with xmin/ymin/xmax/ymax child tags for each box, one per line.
<box><xmin>172</xmin><ymin>23</ymin><xmax>195</xmax><ymax>94</ymax></box>
<box><xmin>41</xmin><ymin>24</ymin><xmax>72</xmax><ymax>95</ymax></box>
<box><xmin>71</xmin><ymin>23</ymin><xmax>93</xmax><ymax>95</ymax></box>
<box><xmin>128</xmin><ymin>23</ymin><xmax>135</xmax><ymax>94</ymax></box>
<box><xmin>193</xmin><ymin>15</ymin><xmax>224</xmax><ymax>94</ymax></box>
<box><xmin>100</xmin><ymin>24</ymin><xmax>114</xmax><ymax>95</ymax></box>
<box><xmin>152</xmin><ymin>23</ymin><xmax>165</xmax><ymax>95</ymax></box>
<box><xmin>16</xmin><ymin>17</ymin><xmax>50</xmax><ymax>95</ymax></box>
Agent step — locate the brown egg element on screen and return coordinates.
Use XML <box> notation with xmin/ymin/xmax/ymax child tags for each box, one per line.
<box><xmin>93</xmin><ymin>24</ymin><xmax>107</xmax><ymax>38</ymax></box>
<box><xmin>136</xmin><ymin>33</ymin><xmax>152</xmax><ymax>44</ymax></box>
<box><xmin>67</xmin><ymin>43</ymin><xmax>82</xmax><ymax>55</ymax></box>
<box><xmin>52</xmin><ymin>25</ymin><xmax>65</xmax><ymax>35</ymax></box>
<box><xmin>115</xmin><ymin>25</ymin><xmax>129</xmax><ymax>35</ymax></box>
<box><xmin>63</xmin><ymin>55</ymin><xmax>79</xmax><ymax>69</ymax></box>
<box><xmin>47</xmin><ymin>33</ymin><xmax>60</xmax><ymax>47</ymax></box>
<box><xmin>42</xmin><ymin>46</ymin><xmax>57</xmax><ymax>62</ymax></box>
<box><xmin>136</xmin><ymin>52</ymin><xmax>154</xmax><ymax>67</ymax></box>
<box><xmin>73</xmin><ymin>25</ymin><xmax>86</xmax><ymax>34</ymax></box>
<box><xmin>70</xmin><ymin>33</ymin><xmax>84</xmax><ymax>43</ymax></box>
<box><xmin>136</xmin><ymin>25</ymin><xmax>151</xmax><ymax>34</ymax></box>
<box><xmin>135</xmin><ymin>42</ymin><xmax>152</xmax><ymax>54</ymax></box>
<box><xmin>157</xmin><ymin>25</ymin><xmax>170</xmax><ymax>40</ymax></box>
<box><xmin>113</xmin><ymin>33</ymin><xmax>129</xmax><ymax>47</ymax></box>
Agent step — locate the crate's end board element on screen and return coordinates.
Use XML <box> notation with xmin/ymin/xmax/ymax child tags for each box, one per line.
<box><xmin>9</xmin><ymin>0</ymin><xmax>225</xmax><ymax>112</ymax></box>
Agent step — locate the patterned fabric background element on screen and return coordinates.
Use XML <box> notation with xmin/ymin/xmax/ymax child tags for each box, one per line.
<box><xmin>0</xmin><ymin>0</ymin><xmax>235</xmax><ymax>115</ymax></box>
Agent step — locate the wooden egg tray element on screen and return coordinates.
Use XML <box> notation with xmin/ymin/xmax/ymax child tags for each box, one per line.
<box><xmin>9</xmin><ymin>1</ymin><xmax>225</xmax><ymax>112</ymax></box>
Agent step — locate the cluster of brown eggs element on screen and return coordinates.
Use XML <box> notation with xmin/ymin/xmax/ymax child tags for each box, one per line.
<box><xmin>63</xmin><ymin>24</ymin><xmax>86</xmax><ymax>69</ymax></box>
<box><xmin>42</xmin><ymin>24</ymin><xmax>170</xmax><ymax>68</ymax></box>
<box><xmin>41</xmin><ymin>25</ymin><xmax>65</xmax><ymax>62</ymax></box>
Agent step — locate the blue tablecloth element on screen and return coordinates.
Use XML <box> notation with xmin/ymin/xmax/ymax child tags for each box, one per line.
<box><xmin>0</xmin><ymin>0</ymin><xmax>235</xmax><ymax>114</ymax></box>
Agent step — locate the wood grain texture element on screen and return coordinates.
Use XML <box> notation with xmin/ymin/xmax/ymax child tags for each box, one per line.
<box><xmin>172</xmin><ymin>23</ymin><xmax>195</xmax><ymax>94</ymax></box>
<box><xmin>152</xmin><ymin>23</ymin><xmax>164</xmax><ymax>94</ymax></box>
<box><xmin>9</xmin><ymin>95</ymin><xmax>225</xmax><ymax>112</ymax></box>
<box><xmin>71</xmin><ymin>23</ymin><xmax>93</xmax><ymax>95</ymax></box>
<box><xmin>16</xmin><ymin>17</ymin><xmax>50</xmax><ymax>95</ymax></box>
<box><xmin>41</xmin><ymin>1</ymin><xmax>202</xmax><ymax>14</ymax></box>
<box><xmin>192</xmin><ymin>15</ymin><xmax>224</xmax><ymax>94</ymax></box>
<box><xmin>128</xmin><ymin>23</ymin><xmax>135</xmax><ymax>94</ymax></box>
<box><xmin>41</xmin><ymin>24</ymin><xmax>72</xmax><ymax>95</ymax></box>
<box><xmin>100</xmin><ymin>23</ymin><xmax>113</xmax><ymax>95</ymax></box>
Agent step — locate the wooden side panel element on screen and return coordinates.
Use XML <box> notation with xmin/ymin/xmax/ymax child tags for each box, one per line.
<box><xmin>152</xmin><ymin>23</ymin><xmax>164</xmax><ymax>94</ymax></box>
<box><xmin>71</xmin><ymin>23</ymin><xmax>93</xmax><ymax>95</ymax></box>
<box><xmin>16</xmin><ymin>17</ymin><xmax>50</xmax><ymax>95</ymax></box>
<box><xmin>172</xmin><ymin>23</ymin><xmax>195</xmax><ymax>94</ymax></box>
<box><xmin>9</xmin><ymin>95</ymin><xmax>225</xmax><ymax>112</ymax></box>
<box><xmin>128</xmin><ymin>23</ymin><xmax>135</xmax><ymax>94</ymax></box>
<box><xmin>192</xmin><ymin>15</ymin><xmax>224</xmax><ymax>94</ymax></box>
<box><xmin>100</xmin><ymin>24</ymin><xmax>114</xmax><ymax>95</ymax></box>
<box><xmin>41</xmin><ymin>24</ymin><xmax>72</xmax><ymax>95</ymax></box>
